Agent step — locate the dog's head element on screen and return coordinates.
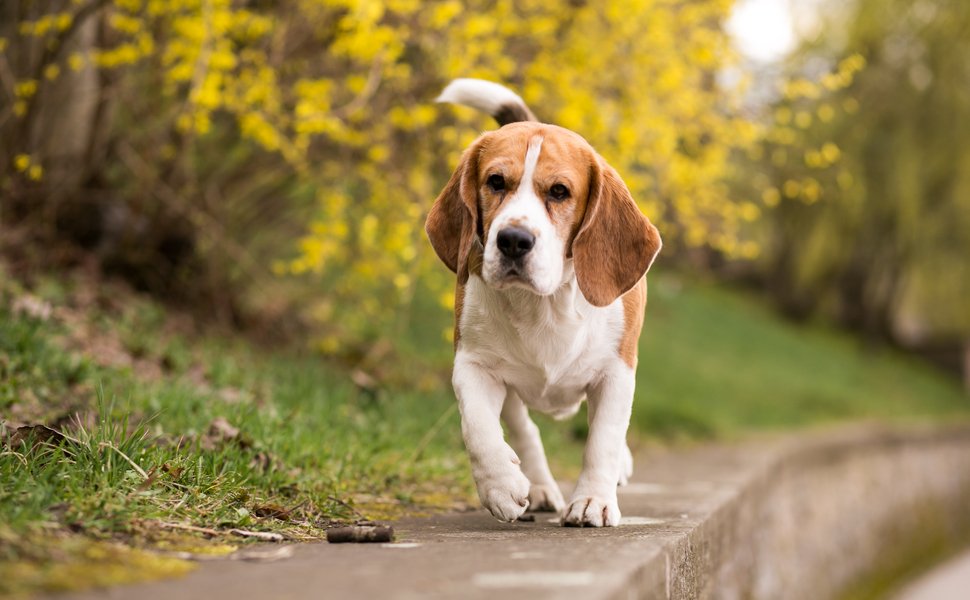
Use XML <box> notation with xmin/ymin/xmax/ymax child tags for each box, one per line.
<box><xmin>426</xmin><ymin>122</ymin><xmax>661</xmax><ymax>307</ymax></box>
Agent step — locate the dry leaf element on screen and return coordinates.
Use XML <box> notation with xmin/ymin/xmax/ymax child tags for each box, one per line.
<box><xmin>252</xmin><ymin>504</ymin><xmax>291</xmax><ymax>521</ymax></box>
<box><xmin>7</xmin><ymin>424</ymin><xmax>67</xmax><ymax>449</ymax></box>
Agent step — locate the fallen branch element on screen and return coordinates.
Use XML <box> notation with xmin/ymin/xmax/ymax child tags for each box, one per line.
<box><xmin>155</xmin><ymin>522</ymin><xmax>284</xmax><ymax>541</ymax></box>
<box><xmin>156</xmin><ymin>521</ymin><xmax>220</xmax><ymax>536</ymax></box>
<box><xmin>229</xmin><ymin>529</ymin><xmax>284</xmax><ymax>542</ymax></box>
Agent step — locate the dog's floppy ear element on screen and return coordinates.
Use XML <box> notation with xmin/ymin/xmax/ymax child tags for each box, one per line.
<box><xmin>572</xmin><ymin>156</ymin><xmax>662</xmax><ymax>307</ymax></box>
<box><xmin>425</xmin><ymin>138</ymin><xmax>485</xmax><ymax>284</ymax></box>
<box><xmin>424</xmin><ymin>136</ymin><xmax>485</xmax><ymax>284</ymax></box>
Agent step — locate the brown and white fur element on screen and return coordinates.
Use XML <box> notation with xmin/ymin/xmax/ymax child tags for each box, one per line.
<box><xmin>426</xmin><ymin>79</ymin><xmax>662</xmax><ymax>527</ymax></box>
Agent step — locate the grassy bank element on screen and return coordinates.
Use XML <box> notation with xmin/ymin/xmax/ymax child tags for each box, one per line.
<box><xmin>1</xmin><ymin>268</ymin><xmax>966</xmax><ymax>595</ymax></box>
<box><xmin>0</xmin><ymin>270</ymin><xmax>469</xmax><ymax>596</ymax></box>
<box><xmin>634</xmin><ymin>275</ymin><xmax>968</xmax><ymax>437</ymax></box>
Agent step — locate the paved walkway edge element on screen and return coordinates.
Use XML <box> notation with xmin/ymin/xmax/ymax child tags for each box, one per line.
<box><xmin>63</xmin><ymin>423</ymin><xmax>970</xmax><ymax>600</ymax></box>
<box><xmin>624</xmin><ymin>424</ymin><xmax>970</xmax><ymax>600</ymax></box>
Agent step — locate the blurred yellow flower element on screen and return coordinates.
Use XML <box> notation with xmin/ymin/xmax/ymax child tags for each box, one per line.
<box><xmin>817</xmin><ymin>104</ymin><xmax>835</xmax><ymax>122</ymax></box>
<box><xmin>762</xmin><ymin>187</ymin><xmax>781</xmax><ymax>207</ymax></box>
<box><xmin>5</xmin><ymin>0</ymin><xmax>863</xmax><ymax>347</ymax></box>
<box><xmin>821</xmin><ymin>142</ymin><xmax>841</xmax><ymax>164</ymax></box>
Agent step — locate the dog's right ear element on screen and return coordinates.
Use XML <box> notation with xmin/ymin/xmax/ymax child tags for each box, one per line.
<box><xmin>425</xmin><ymin>137</ymin><xmax>485</xmax><ymax>284</ymax></box>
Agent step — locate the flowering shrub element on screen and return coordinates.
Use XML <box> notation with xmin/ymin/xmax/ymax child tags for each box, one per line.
<box><xmin>0</xmin><ymin>0</ymin><xmax>854</xmax><ymax>355</ymax></box>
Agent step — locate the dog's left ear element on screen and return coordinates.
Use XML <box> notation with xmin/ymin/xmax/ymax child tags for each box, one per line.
<box><xmin>572</xmin><ymin>157</ymin><xmax>662</xmax><ymax>307</ymax></box>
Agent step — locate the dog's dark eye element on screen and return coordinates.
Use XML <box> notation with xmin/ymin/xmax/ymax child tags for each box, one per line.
<box><xmin>487</xmin><ymin>174</ymin><xmax>505</xmax><ymax>192</ymax></box>
<box><xmin>549</xmin><ymin>183</ymin><xmax>569</xmax><ymax>201</ymax></box>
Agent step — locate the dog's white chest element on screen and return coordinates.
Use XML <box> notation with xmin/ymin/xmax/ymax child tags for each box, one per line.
<box><xmin>458</xmin><ymin>277</ymin><xmax>625</xmax><ymax>416</ymax></box>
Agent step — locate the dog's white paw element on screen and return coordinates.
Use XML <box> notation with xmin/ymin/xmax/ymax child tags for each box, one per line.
<box><xmin>561</xmin><ymin>495</ymin><xmax>621</xmax><ymax>527</ymax></box>
<box><xmin>474</xmin><ymin>451</ymin><xmax>531</xmax><ymax>522</ymax></box>
<box><xmin>618</xmin><ymin>443</ymin><xmax>634</xmax><ymax>487</ymax></box>
<box><xmin>480</xmin><ymin>472</ymin><xmax>530</xmax><ymax>522</ymax></box>
<box><xmin>528</xmin><ymin>482</ymin><xmax>565</xmax><ymax>512</ymax></box>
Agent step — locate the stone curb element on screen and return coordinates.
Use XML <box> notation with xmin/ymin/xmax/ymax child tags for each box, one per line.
<box><xmin>627</xmin><ymin>423</ymin><xmax>970</xmax><ymax>600</ymax></box>
<box><xmin>63</xmin><ymin>423</ymin><xmax>970</xmax><ymax>600</ymax></box>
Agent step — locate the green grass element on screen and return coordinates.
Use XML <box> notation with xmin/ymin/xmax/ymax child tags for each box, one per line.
<box><xmin>633</xmin><ymin>273</ymin><xmax>968</xmax><ymax>438</ymax></box>
<box><xmin>0</xmin><ymin>275</ymin><xmax>471</xmax><ymax>596</ymax></box>
<box><xmin>0</xmin><ymin>268</ymin><xmax>967</xmax><ymax>595</ymax></box>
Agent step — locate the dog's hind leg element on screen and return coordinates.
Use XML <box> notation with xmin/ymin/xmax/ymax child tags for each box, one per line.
<box><xmin>618</xmin><ymin>439</ymin><xmax>634</xmax><ymax>486</ymax></box>
<box><xmin>501</xmin><ymin>393</ymin><xmax>566</xmax><ymax>512</ymax></box>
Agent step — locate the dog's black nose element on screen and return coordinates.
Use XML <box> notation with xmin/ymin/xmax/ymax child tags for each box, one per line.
<box><xmin>497</xmin><ymin>227</ymin><xmax>535</xmax><ymax>260</ymax></box>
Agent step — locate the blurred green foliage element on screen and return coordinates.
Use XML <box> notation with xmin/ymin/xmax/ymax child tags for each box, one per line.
<box><xmin>757</xmin><ymin>0</ymin><xmax>970</xmax><ymax>343</ymax></box>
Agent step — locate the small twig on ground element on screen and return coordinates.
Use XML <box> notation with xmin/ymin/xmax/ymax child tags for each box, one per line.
<box><xmin>326</xmin><ymin>524</ymin><xmax>393</xmax><ymax>544</ymax></box>
<box><xmin>155</xmin><ymin>521</ymin><xmax>284</xmax><ymax>542</ymax></box>
<box><xmin>229</xmin><ymin>529</ymin><xmax>284</xmax><ymax>542</ymax></box>
<box><xmin>157</xmin><ymin>522</ymin><xmax>221</xmax><ymax>536</ymax></box>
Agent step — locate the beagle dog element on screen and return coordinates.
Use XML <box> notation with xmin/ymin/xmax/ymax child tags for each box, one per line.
<box><xmin>426</xmin><ymin>79</ymin><xmax>662</xmax><ymax>527</ymax></box>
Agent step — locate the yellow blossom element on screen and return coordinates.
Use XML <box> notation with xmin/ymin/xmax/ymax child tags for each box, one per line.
<box><xmin>783</xmin><ymin>179</ymin><xmax>801</xmax><ymax>198</ymax></box>
<box><xmin>15</xmin><ymin>80</ymin><xmax>37</xmax><ymax>98</ymax></box>
<box><xmin>762</xmin><ymin>187</ymin><xmax>781</xmax><ymax>207</ymax></box>
<box><xmin>817</xmin><ymin>104</ymin><xmax>835</xmax><ymax>122</ymax></box>
<box><xmin>821</xmin><ymin>142</ymin><xmax>841</xmax><ymax>163</ymax></box>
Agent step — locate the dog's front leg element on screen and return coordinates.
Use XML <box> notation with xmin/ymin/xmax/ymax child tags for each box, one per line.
<box><xmin>562</xmin><ymin>365</ymin><xmax>635</xmax><ymax>527</ymax></box>
<box><xmin>501</xmin><ymin>393</ymin><xmax>566</xmax><ymax>512</ymax></box>
<box><xmin>453</xmin><ymin>352</ymin><xmax>531</xmax><ymax>522</ymax></box>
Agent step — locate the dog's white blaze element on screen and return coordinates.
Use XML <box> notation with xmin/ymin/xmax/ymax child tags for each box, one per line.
<box><xmin>521</xmin><ymin>135</ymin><xmax>542</xmax><ymax>189</ymax></box>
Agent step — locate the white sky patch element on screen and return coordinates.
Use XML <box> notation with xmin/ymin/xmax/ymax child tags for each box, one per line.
<box><xmin>726</xmin><ymin>0</ymin><xmax>798</xmax><ymax>63</ymax></box>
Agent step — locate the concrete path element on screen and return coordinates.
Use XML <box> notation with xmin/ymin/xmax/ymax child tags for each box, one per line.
<box><xmin>62</xmin><ymin>424</ymin><xmax>970</xmax><ymax>600</ymax></box>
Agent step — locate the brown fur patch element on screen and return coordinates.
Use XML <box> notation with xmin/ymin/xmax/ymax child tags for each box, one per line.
<box><xmin>572</xmin><ymin>160</ymin><xmax>662</xmax><ymax>307</ymax></box>
<box><xmin>619</xmin><ymin>278</ymin><xmax>647</xmax><ymax>368</ymax></box>
<box><xmin>454</xmin><ymin>281</ymin><xmax>465</xmax><ymax>349</ymax></box>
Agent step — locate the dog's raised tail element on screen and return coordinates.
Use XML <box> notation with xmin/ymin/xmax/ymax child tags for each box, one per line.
<box><xmin>436</xmin><ymin>78</ymin><xmax>537</xmax><ymax>126</ymax></box>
